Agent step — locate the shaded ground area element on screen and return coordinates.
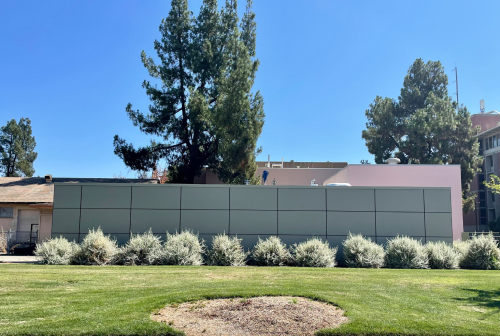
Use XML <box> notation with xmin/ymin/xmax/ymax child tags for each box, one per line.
<box><xmin>152</xmin><ymin>296</ymin><xmax>347</xmax><ymax>336</ymax></box>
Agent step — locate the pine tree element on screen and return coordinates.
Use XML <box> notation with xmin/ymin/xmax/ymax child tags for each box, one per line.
<box><xmin>0</xmin><ymin>118</ymin><xmax>38</xmax><ymax>177</ymax></box>
<box><xmin>362</xmin><ymin>59</ymin><xmax>482</xmax><ymax>213</ymax></box>
<box><xmin>113</xmin><ymin>0</ymin><xmax>264</xmax><ymax>184</ymax></box>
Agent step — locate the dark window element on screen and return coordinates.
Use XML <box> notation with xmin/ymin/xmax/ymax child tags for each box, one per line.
<box><xmin>479</xmin><ymin>140</ymin><xmax>484</xmax><ymax>155</ymax></box>
<box><xmin>480</xmin><ymin>208</ymin><xmax>487</xmax><ymax>218</ymax></box>
<box><xmin>0</xmin><ymin>207</ymin><xmax>13</xmax><ymax>218</ymax></box>
<box><xmin>481</xmin><ymin>216</ymin><xmax>488</xmax><ymax>225</ymax></box>
<box><xmin>479</xmin><ymin>174</ymin><xmax>485</xmax><ymax>190</ymax></box>
<box><xmin>490</xmin><ymin>137</ymin><xmax>493</xmax><ymax>149</ymax></box>
<box><xmin>479</xmin><ymin>191</ymin><xmax>486</xmax><ymax>200</ymax></box>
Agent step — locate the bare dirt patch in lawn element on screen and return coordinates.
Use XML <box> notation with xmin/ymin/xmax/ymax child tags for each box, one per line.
<box><xmin>152</xmin><ymin>296</ymin><xmax>347</xmax><ymax>336</ymax></box>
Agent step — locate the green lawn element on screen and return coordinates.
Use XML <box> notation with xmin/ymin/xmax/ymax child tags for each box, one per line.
<box><xmin>0</xmin><ymin>265</ymin><xmax>499</xmax><ymax>336</ymax></box>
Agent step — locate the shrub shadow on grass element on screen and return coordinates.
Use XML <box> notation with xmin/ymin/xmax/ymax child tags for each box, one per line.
<box><xmin>455</xmin><ymin>288</ymin><xmax>500</xmax><ymax>319</ymax></box>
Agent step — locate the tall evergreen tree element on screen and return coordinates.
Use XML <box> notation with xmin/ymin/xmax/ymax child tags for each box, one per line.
<box><xmin>362</xmin><ymin>59</ymin><xmax>482</xmax><ymax>213</ymax></box>
<box><xmin>114</xmin><ymin>0</ymin><xmax>265</xmax><ymax>184</ymax></box>
<box><xmin>0</xmin><ymin>118</ymin><xmax>38</xmax><ymax>177</ymax></box>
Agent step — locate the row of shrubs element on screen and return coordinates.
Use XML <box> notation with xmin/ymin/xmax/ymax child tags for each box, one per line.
<box><xmin>35</xmin><ymin>228</ymin><xmax>500</xmax><ymax>270</ymax></box>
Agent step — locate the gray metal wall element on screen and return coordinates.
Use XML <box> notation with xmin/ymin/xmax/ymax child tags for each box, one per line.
<box><xmin>52</xmin><ymin>184</ymin><xmax>453</xmax><ymax>256</ymax></box>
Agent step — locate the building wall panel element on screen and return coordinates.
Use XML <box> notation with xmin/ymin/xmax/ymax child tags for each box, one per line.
<box><xmin>131</xmin><ymin>209</ymin><xmax>180</xmax><ymax>234</ymax></box>
<box><xmin>327</xmin><ymin>211</ymin><xmax>376</xmax><ymax>236</ymax></box>
<box><xmin>80</xmin><ymin>209</ymin><xmax>130</xmax><ymax>233</ymax></box>
<box><xmin>132</xmin><ymin>187</ymin><xmax>181</xmax><ymax>209</ymax></box>
<box><xmin>52</xmin><ymin>184</ymin><xmax>454</xmax><ymax>260</ymax></box>
<box><xmin>81</xmin><ymin>186</ymin><xmax>131</xmax><ymax>209</ymax></box>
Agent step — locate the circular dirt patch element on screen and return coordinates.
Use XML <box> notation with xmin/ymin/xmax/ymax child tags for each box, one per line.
<box><xmin>152</xmin><ymin>296</ymin><xmax>347</xmax><ymax>336</ymax></box>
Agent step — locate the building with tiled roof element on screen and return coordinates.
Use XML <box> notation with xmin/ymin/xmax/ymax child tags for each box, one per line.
<box><xmin>0</xmin><ymin>175</ymin><xmax>157</xmax><ymax>250</ymax></box>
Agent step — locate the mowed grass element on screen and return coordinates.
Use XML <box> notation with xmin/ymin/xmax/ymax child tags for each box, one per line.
<box><xmin>0</xmin><ymin>265</ymin><xmax>499</xmax><ymax>336</ymax></box>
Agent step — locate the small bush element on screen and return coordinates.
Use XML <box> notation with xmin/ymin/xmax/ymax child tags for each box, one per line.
<box><xmin>453</xmin><ymin>240</ymin><xmax>471</xmax><ymax>264</ymax></box>
<box><xmin>116</xmin><ymin>229</ymin><xmax>163</xmax><ymax>265</ymax></box>
<box><xmin>384</xmin><ymin>236</ymin><xmax>429</xmax><ymax>269</ymax></box>
<box><xmin>0</xmin><ymin>230</ymin><xmax>7</xmax><ymax>254</ymax></box>
<box><xmin>251</xmin><ymin>236</ymin><xmax>291</xmax><ymax>266</ymax></box>
<box><xmin>160</xmin><ymin>231</ymin><xmax>205</xmax><ymax>266</ymax></box>
<box><xmin>343</xmin><ymin>233</ymin><xmax>385</xmax><ymax>268</ymax></box>
<box><xmin>459</xmin><ymin>234</ymin><xmax>500</xmax><ymax>270</ymax></box>
<box><xmin>35</xmin><ymin>236</ymin><xmax>77</xmax><ymax>265</ymax></box>
<box><xmin>291</xmin><ymin>237</ymin><xmax>337</xmax><ymax>268</ymax></box>
<box><xmin>71</xmin><ymin>228</ymin><xmax>118</xmax><ymax>265</ymax></box>
<box><xmin>425</xmin><ymin>241</ymin><xmax>459</xmax><ymax>269</ymax></box>
<box><xmin>208</xmin><ymin>234</ymin><xmax>247</xmax><ymax>266</ymax></box>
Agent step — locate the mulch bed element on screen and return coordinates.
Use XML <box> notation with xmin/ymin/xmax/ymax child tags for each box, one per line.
<box><xmin>152</xmin><ymin>296</ymin><xmax>347</xmax><ymax>335</ymax></box>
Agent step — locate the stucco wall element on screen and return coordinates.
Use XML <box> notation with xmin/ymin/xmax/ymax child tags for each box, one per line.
<box><xmin>471</xmin><ymin>114</ymin><xmax>500</xmax><ymax>132</ymax></box>
<box><xmin>255</xmin><ymin>168</ymin><xmax>342</xmax><ymax>186</ymax></box>
<box><xmin>323</xmin><ymin>165</ymin><xmax>463</xmax><ymax>240</ymax></box>
<box><xmin>194</xmin><ymin>168</ymin><xmax>343</xmax><ymax>186</ymax></box>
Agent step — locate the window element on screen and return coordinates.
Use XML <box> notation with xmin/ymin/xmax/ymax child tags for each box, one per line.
<box><xmin>479</xmin><ymin>191</ymin><xmax>486</xmax><ymax>201</ymax></box>
<box><xmin>0</xmin><ymin>207</ymin><xmax>14</xmax><ymax>218</ymax></box>
<box><xmin>479</xmin><ymin>174</ymin><xmax>485</xmax><ymax>190</ymax></box>
<box><xmin>490</xmin><ymin>137</ymin><xmax>493</xmax><ymax>149</ymax></box>
<box><xmin>494</xmin><ymin>136</ymin><xmax>497</xmax><ymax>148</ymax></box>
<box><xmin>486</xmin><ymin>138</ymin><xmax>489</xmax><ymax>150</ymax></box>
<box><xmin>479</xmin><ymin>139</ymin><xmax>484</xmax><ymax>155</ymax></box>
<box><xmin>489</xmin><ymin>209</ymin><xmax>496</xmax><ymax>222</ymax></box>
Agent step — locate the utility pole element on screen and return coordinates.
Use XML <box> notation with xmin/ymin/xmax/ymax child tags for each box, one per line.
<box><xmin>453</xmin><ymin>66</ymin><xmax>459</xmax><ymax>109</ymax></box>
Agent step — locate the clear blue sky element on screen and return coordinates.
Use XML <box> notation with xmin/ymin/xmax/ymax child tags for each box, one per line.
<box><xmin>2</xmin><ymin>0</ymin><xmax>500</xmax><ymax>178</ymax></box>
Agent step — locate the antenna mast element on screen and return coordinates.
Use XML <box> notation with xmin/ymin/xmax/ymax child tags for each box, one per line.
<box><xmin>453</xmin><ymin>66</ymin><xmax>459</xmax><ymax>110</ymax></box>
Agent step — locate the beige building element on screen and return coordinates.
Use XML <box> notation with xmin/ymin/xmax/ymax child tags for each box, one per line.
<box><xmin>194</xmin><ymin>160</ymin><xmax>348</xmax><ymax>185</ymax></box>
<box><xmin>0</xmin><ymin>175</ymin><xmax>156</xmax><ymax>252</ymax></box>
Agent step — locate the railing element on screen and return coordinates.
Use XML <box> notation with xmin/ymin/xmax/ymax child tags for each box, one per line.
<box><xmin>462</xmin><ymin>231</ymin><xmax>500</xmax><ymax>243</ymax></box>
<box><xmin>3</xmin><ymin>230</ymin><xmax>38</xmax><ymax>254</ymax></box>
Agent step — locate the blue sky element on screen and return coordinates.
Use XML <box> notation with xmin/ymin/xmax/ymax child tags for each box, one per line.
<box><xmin>2</xmin><ymin>0</ymin><xmax>500</xmax><ymax>178</ymax></box>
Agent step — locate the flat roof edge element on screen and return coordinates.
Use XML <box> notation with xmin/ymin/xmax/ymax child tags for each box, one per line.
<box><xmin>53</xmin><ymin>183</ymin><xmax>451</xmax><ymax>189</ymax></box>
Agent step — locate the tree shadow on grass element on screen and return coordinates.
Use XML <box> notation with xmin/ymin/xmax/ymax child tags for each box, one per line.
<box><xmin>455</xmin><ymin>288</ymin><xmax>500</xmax><ymax>319</ymax></box>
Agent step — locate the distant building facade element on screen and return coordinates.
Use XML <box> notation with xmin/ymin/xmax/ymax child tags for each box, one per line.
<box><xmin>463</xmin><ymin>111</ymin><xmax>500</xmax><ymax>231</ymax></box>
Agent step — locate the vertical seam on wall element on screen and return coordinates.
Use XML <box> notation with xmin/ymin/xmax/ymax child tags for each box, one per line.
<box><xmin>325</xmin><ymin>188</ymin><xmax>328</xmax><ymax>238</ymax></box>
<box><xmin>228</xmin><ymin>187</ymin><xmax>231</xmax><ymax>235</ymax></box>
<box><xmin>423</xmin><ymin>190</ymin><xmax>427</xmax><ymax>243</ymax></box>
<box><xmin>449</xmin><ymin>188</ymin><xmax>453</xmax><ymax>238</ymax></box>
<box><xmin>276</xmin><ymin>188</ymin><xmax>279</xmax><ymax>236</ymax></box>
<box><xmin>78</xmin><ymin>186</ymin><xmax>82</xmax><ymax>243</ymax></box>
<box><xmin>129</xmin><ymin>187</ymin><xmax>132</xmax><ymax>240</ymax></box>
<box><xmin>179</xmin><ymin>187</ymin><xmax>182</xmax><ymax>233</ymax></box>
<box><xmin>374</xmin><ymin>189</ymin><xmax>377</xmax><ymax>241</ymax></box>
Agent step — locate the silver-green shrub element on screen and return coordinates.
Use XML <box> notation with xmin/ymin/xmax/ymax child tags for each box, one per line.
<box><xmin>459</xmin><ymin>234</ymin><xmax>500</xmax><ymax>270</ymax></box>
<box><xmin>343</xmin><ymin>233</ymin><xmax>385</xmax><ymax>268</ymax></box>
<box><xmin>116</xmin><ymin>229</ymin><xmax>163</xmax><ymax>265</ymax></box>
<box><xmin>453</xmin><ymin>240</ymin><xmax>471</xmax><ymax>265</ymax></box>
<box><xmin>160</xmin><ymin>230</ymin><xmax>205</xmax><ymax>266</ymax></box>
<box><xmin>251</xmin><ymin>236</ymin><xmax>291</xmax><ymax>266</ymax></box>
<box><xmin>35</xmin><ymin>236</ymin><xmax>77</xmax><ymax>265</ymax></box>
<box><xmin>71</xmin><ymin>228</ymin><xmax>118</xmax><ymax>265</ymax></box>
<box><xmin>0</xmin><ymin>229</ymin><xmax>7</xmax><ymax>254</ymax></box>
<box><xmin>208</xmin><ymin>234</ymin><xmax>247</xmax><ymax>266</ymax></box>
<box><xmin>384</xmin><ymin>236</ymin><xmax>429</xmax><ymax>269</ymax></box>
<box><xmin>291</xmin><ymin>237</ymin><xmax>337</xmax><ymax>268</ymax></box>
<box><xmin>425</xmin><ymin>241</ymin><xmax>459</xmax><ymax>269</ymax></box>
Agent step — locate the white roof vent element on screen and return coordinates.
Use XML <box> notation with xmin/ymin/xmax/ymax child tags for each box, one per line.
<box><xmin>45</xmin><ymin>174</ymin><xmax>53</xmax><ymax>182</ymax></box>
<box><xmin>386</xmin><ymin>158</ymin><xmax>401</xmax><ymax>165</ymax></box>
